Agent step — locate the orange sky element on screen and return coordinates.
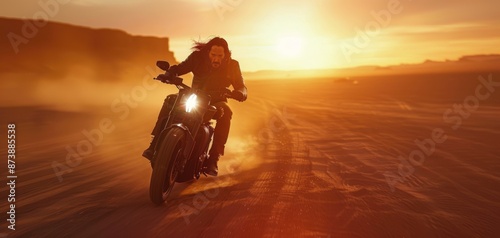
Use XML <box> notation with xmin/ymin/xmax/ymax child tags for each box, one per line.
<box><xmin>2</xmin><ymin>0</ymin><xmax>500</xmax><ymax>71</ymax></box>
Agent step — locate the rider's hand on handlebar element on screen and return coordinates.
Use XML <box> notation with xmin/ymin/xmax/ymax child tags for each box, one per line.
<box><xmin>231</xmin><ymin>90</ymin><xmax>247</xmax><ymax>102</ymax></box>
<box><xmin>156</xmin><ymin>72</ymin><xmax>183</xmax><ymax>85</ymax></box>
<box><xmin>156</xmin><ymin>73</ymin><xmax>171</xmax><ymax>83</ymax></box>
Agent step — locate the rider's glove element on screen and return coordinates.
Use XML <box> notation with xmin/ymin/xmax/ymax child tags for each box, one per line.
<box><xmin>231</xmin><ymin>90</ymin><xmax>247</xmax><ymax>102</ymax></box>
<box><xmin>157</xmin><ymin>72</ymin><xmax>183</xmax><ymax>85</ymax></box>
<box><xmin>156</xmin><ymin>73</ymin><xmax>171</xmax><ymax>83</ymax></box>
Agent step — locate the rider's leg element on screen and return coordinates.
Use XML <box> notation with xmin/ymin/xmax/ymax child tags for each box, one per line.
<box><xmin>205</xmin><ymin>101</ymin><xmax>232</xmax><ymax>175</ymax></box>
<box><xmin>143</xmin><ymin>94</ymin><xmax>177</xmax><ymax>160</ymax></box>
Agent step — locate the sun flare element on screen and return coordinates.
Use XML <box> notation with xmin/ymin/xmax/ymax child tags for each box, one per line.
<box><xmin>275</xmin><ymin>36</ymin><xmax>304</xmax><ymax>59</ymax></box>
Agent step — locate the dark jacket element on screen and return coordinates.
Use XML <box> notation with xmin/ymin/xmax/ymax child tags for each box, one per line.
<box><xmin>168</xmin><ymin>51</ymin><xmax>247</xmax><ymax>101</ymax></box>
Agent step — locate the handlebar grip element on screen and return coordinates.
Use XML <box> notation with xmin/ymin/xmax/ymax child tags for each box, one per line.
<box><xmin>154</xmin><ymin>74</ymin><xmax>184</xmax><ymax>86</ymax></box>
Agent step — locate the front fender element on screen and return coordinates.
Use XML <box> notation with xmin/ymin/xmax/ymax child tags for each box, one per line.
<box><xmin>160</xmin><ymin>123</ymin><xmax>195</xmax><ymax>161</ymax></box>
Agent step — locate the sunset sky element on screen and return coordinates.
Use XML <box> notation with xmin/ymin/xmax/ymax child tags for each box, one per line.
<box><xmin>2</xmin><ymin>0</ymin><xmax>500</xmax><ymax>71</ymax></box>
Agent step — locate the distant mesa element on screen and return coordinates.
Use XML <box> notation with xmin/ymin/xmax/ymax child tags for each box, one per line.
<box><xmin>458</xmin><ymin>54</ymin><xmax>500</xmax><ymax>62</ymax></box>
<box><xmin>246</xmin><ymin>54</ymin><xmax>500</xmax><ymax>79</ymax></box>
<box><xmin>423</xmin><ymin>59</ymin><xmax>438</xmax><ymax>64</ymax></box>
<box><xmin>419</xmin><ymin>54</ymin><xmax>500</xmax><ymax>64</ymax></box>
<box><xmin>0</xmin><ymin>17</ymin><xmax>177</xmax><ymax>81</ymax></box>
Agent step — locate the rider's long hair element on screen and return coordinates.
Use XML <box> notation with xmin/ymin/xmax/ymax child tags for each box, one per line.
<box><xmin>192</xmin><ymin>37</ymin><xmax>232</xmax><ymax>61</ymax></box>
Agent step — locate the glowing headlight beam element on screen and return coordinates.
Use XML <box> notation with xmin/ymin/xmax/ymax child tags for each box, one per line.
<box><xmin>185</xmin><ymin>94</ymin><xmax>198</xmax><ymax>113</ymax></box>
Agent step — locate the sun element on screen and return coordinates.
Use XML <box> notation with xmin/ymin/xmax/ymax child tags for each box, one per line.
<box><xmin>274</xmin><ymin>36</ymin><xmax>304</xmax><ymax>59</ymax></box>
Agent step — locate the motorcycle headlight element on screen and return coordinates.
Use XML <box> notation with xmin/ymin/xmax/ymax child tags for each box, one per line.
<box><xmin>185</xmin><ymin>94</ymin><xmax>198</xmax><ymax>113</ymax></box>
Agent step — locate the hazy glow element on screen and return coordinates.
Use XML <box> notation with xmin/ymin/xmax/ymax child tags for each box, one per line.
<box><xmin>275</xmin><ymin>36</ymin><xmax>304</xmax><ymax>58</ymax></box>
<box><xmin>2</xmin><ymin>0</ymin><xmax>500</xmax><ymax>71</ymax></box>
<box><xmin>70</xmin><ymin>0</ymin><xmax>142</xmax><ymax>6</ymax></box>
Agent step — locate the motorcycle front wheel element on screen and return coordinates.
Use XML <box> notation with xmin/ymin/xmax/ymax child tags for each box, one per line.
<box><xmin>149</xmin><ymin>127</ymin><xmax>185</xmax><ymax>205</ymax></box>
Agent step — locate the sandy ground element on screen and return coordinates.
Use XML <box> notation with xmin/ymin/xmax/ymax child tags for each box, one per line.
<box><xmin>1</xmin><ymin>72</ymin><xmax>500</xmax><ymax>237</ymax></box>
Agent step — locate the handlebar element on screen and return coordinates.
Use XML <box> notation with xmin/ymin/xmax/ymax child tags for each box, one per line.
<box><xmin>153</xmin><ymin>60</ymin><xmax>244</xmax><ymax>101</ymax></box>
<box><xmin>207</xmin><ymin>89</ymin><xmax>235</xmax><ymax>100</ymax></box>
<box><xmin>153</xmin><ymin>74</ymin><xmax>190</xmax><ymax>90</ymax></box>
<box><xmin>153</xmin><ymin>75</ymin><xmax>238</xmax><ymax>100</ymax></box>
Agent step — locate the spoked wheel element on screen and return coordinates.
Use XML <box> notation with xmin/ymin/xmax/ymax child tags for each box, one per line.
<box><xmin>149</xmin><ymin>128</ymin><xmax>185</xmax><ymax>205</ymax></box>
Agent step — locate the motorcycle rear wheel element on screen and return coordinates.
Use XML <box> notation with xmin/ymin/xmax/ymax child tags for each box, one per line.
<box><xmin>149</xmin><ymin>127</ymin><xmax>185</xmax><ymax>205</ymax></box>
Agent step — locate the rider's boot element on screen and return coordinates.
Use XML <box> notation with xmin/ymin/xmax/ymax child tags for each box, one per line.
<box><xmin>204</xmin><ymin>153</ymin><xmax>220</xmax><ymax>176</ymax></box>
<box><xmin>142</xmin><ymin>135</ymin><xmax>158</xmax><ymax>161</ymax></box>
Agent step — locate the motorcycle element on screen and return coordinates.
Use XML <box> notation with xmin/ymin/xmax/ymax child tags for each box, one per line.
<box><xmin>149</xmin><ymin>60</ymin><xmax>235</xmax><ymax>205</ymax></box>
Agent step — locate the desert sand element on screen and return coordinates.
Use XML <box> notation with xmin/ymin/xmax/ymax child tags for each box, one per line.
<box><xmin>1</xmin><ymin>71</ymin><xmax>500</xmax><ymax>237</ymax></box>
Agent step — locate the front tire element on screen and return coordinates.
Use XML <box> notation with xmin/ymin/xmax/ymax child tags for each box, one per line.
<box><xmin>149</xmin><ymin>127</ymin><xmax>185</xmax><ymax>205</ymax></box>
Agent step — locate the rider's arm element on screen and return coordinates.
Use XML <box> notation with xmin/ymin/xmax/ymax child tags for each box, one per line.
<box><xmin>230</xmin><ymin>60</ymin><xmax>248</xmax><ymax>101</ymax></box>
<box><xmin>168</xmin><ymin>51</ymin><xmax>200</xmax><ymax>76</ymax></box>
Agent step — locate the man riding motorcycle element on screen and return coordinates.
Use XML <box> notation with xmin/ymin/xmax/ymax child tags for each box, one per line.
<box><xmin>143</xmin><ymin>37</ymin><xmax>248</xmax><ymax>176</ymax></box>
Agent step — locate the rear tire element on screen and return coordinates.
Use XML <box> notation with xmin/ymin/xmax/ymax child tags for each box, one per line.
<box><xmin>149</xmin><ymin>128</ymin><xmax>185</xmax><ymax>205</ymax></box>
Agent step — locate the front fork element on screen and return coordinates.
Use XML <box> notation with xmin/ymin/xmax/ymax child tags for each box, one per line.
<box><xmin>196</xmin><ymin>124</ymin><xmax>214</xmax><ymax>178</ymax></box>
